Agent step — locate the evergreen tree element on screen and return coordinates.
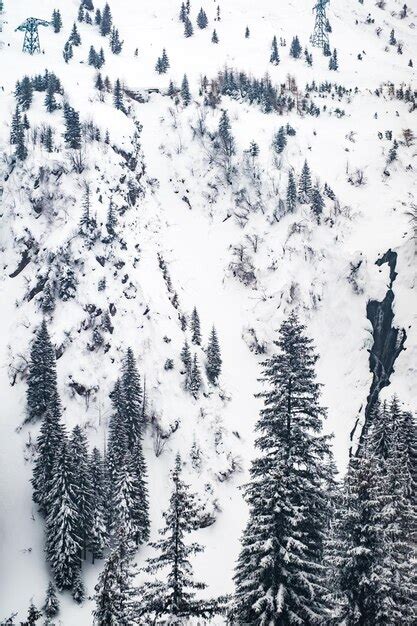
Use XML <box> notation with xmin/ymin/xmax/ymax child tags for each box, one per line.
<box><xmin>43</xmin><ymin>581</ymin><xmax>60</xmax><ymax>618</ymax></box>
<box><xmin>95</xmin><ymin>8</ymin><xmax>102</xmax><ymax>25</ymax></box>
<box><xmin>52</xmin><ymin>9</ymin><xmax>62</xmax><ymax>33</ymax></box>
<box><xmin>69</xmin><ymin>23</ymin><xmax>81</xmax><ymax>46</ymax></box>
<box><xmin>218</xmin><ymin>109</ymin><xmax>235</xmax><ymax>157</ymax></box>
<box><xmin>290</xmin><ymin>35</ymin><xmax>302</xmax><ymax>58</ymax></box>
<box><xmin>63</xmin><ymin>41</ymin><xmax>73</xmax><ymax>63</ymax></box>
<box><xmin>272</xmin><ymin>126</ymin><xmax>287</xmax><ymax>155</ymax></box>
<box><xmin>211</xmin><ymin>29</ymin><xmax>219</xmax><ymax>44</ymax></box>
<box><xmin>113</xmin><ymin>78</ymin><xmax>124</xmax><ymax>111</ymax></box>
<box><xmin>93</xmin><ymin>531</ymin><xmax>137</xmax><ymax>625</ymax></box>
<box><xmin>44</xmin><ymin>126</ymin><xmax>54</xmax><ymax>153</ymax></box>
<box><xmin>311</xmin><ymin>185</ymin><xmax>324</xmax><ymax>222</ymax></box>
<box><xmin>184</xmin><ymin>16</ymin><xmax>194</xmax><ymax>38</ymax></box>
<box><xmin>44</xmin><ymin>76</ymin><xmax>58</xmax><ymax>113</ymax></box>
<box><xmin>25</xmin><ymin>602</ymin><xmax>42</xmax><ymax>625</ymax></box>
<box><xmin>179</xmin><ymin>2</ymin><xmax>187</xmax><ymax>22</ymax></box>
<box><xmin>389</xmin><ymin>29</ymin><xmax>396</xmax><ymax>45</ymax></box>
<box><xmin>286</xmin><ymin>170</ymin><xmax>297</xmax><ymax>212</ymax></box>
<box><xmin>80</xmin><ymin>184</ymin><xmax>96</xmax><ymax>235</ymax></box>
<box><xmin>270</xmin><ymin>35</ymin><xmax>280</xmax><ymax>65</ymax></box>
<box><xmin>32</xmin><ymin>405</ymin><xmax>65</xmax><ymax>514</ymax></box>
<box><xmin>16</xmin><ymin>76</ymin><xmax>33</xmax><ymax>111</ymax></box>
<box><xmin>197</xmin><ymin>8</ymin><xmax>208</xmax><ymax>29</ymax></box>
<box><xmin>180</xmin><ymin>74</ymin><xmax>191</xmax><ymax>105</ymax></box>
<box><xmin>298</xmin><ymin>159</ymin><xmax>312</xmax><ymax>202</ymax></box>
<box><xmin>206</xmin><ymin>326</ymin><xmax>222</xmax><ymax>384</ymax></box>
<box><xmin>137</xmin><ymin>455</ymin><xmax>218</xmax><ymax>621</ymax></box>
<box><xmin>233</xmin><ymin>313</ymin><xmax>334</xmax><ymax>624</ymax></box>
<box><xmin>110</xmin><ymin>27</ymin><xmax>123</xmax><ymax>54</ymax></box>
<box><xmin>89</xmin><ymin>447</ymin><xmax>109</xmax><ymax>563</ymax></box>
<box><xmin>46</xmin><ymin>441</ymin><xmax>82</xmax><ymax>590</ymax></box>
<box><xmin>121</xmin><ymin>348</ymin><xmax>143</xmax><ymax>449</ymax></box>
<box><xmin>78</xmin><ymin>5</ymin><xmax>85</xmax><ymax>22</ymax></box>
<box><xmin>83</xmin><ymin>0</ymin><xmax>94</xmax><ymax>10</ymax></box>
<box><xmin>63</xmin><ymin>104</ymin><xmax>82</xmax><ymax>149</ymax></box>
<box><xmin>189</xmin><ymin>354</ymin><xmax>202</xmax><ymax>399</ymax></box>
<box><xmin>70</xmin><ymin>425</ymin><xmax>93</xmax><ymax>561</ymax></box>
<box><xmin>180</xmin><ymin>339</ymin><xmax>192</xmax><ymax>374</ymax></box>
<box><xmin>10</xmin><ymin>106</ymin><xmax>28</xmax><ymax>161</ymax></box>
<box><xmin>106</xmin><ymin>201</ymin><xmax>117</xmax><ymax>235</ymax></box>
<box><xmin>100</xmin><ymin>3</ymin><xmax>112</xmax><ymax>36</ymax></box>
<box><xmin>329</xmin><ymin>48</ymin><xmax>338</xmax><ymax>70</ymax></box>
<box><xmin>161</xmin><ymin>48</ymin><xmax>170</xmax><ymax>71</ymax></box>
<box><xmin>72</xmin><ymin>569</ymin><xmax>85</xmax><ymax>604</ymax></box>
<box><xmin>26</xmin><ymin>320</ymin><xmax>59</xmax><ymax>423</ymax></box>
<box><xmin>245</xmin><ymin>26</ymin><xmax>250</xmax><ymax>38</ymax></box>
<box><xmin>190</xmin><ymin>306</ymin><xmax>201</xmax><ymax>345</ymax></box>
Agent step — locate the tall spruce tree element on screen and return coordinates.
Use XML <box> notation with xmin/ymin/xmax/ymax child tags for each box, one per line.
<box><xmin>286</xmin><ymin>170</ymin><xmax>297</xmax><ymax>213</ymax></box>
<box><xmin>180</xmin><ymin>74</ymin><xmax>191</xmax><ymax>105</ymax></box>
<box><xmin>233</xmin><ymin>313</ymin><xmax>334</xmax><ymax>624</ymax></box>
<box><xmin>63</xmin><ymin>104</ymin><xmax>82</xmax><ymax>149</ymax></box>
<box><xmin>46</xmin><ymin>441</ymin><xmax>83</xmax><ymax>590</ymax></box>
<box><xmin>270</xmin><ymin>35</ymin><xmax>280</xmax><ymax>65</ymax></box>
<box><xmin>70</xmin><ymin>425</ymin><xmax>93</xmax><ymax>560</ymax></box>
<box><xmin>290</xmin><ymin>35</ymin><xmax>302</xmax><ymax>58</ymax></box>
<box><xmin>51</xmin><ymin>9</ymin><xmax>62</xmax><ymax>33</ymax></box>
<box><xmin>206</xmin><ymin>326</ymin><xmax>222</xmax><ymax>384</ymax></box>
<box><xmin>121</xmin><ymin>348</ymin><xmax>142</xmax><ymax>449</ymax></box>
<box><xmin>43</xmin><ymin>581</ymin><xmax>60</xmax><ymax>618</ymax></box>
<box><xmin>190</xmin><ymin>306</ymin><xmax>201</xmax><ymax>345</ymax></box>
<box><xmin>113</xmin><ymin>78</ymin><xmax>124</xmax><ymax>111</ymax></box>
<box><xmin>197</xmin><ymin>8</ymin><xmax>208</xmax><ymax>29</ymax></box>
<box><xmin>189</xmin><ymin>354</ymin><xmax>202</xmax><ymax>399</ymax></box>
<box><xmin>89</xmin><ymin>447</ymin><xmax>109</xmax><ymax>563</ymax></box>
<box><xmin>136</xmin><ymin>455</ymin><xmax>219</xmax><ymax>621</ymax></box>
<box><xmin>26</xmin><ymin>320</ymin><xmax>59</xmax><ymax>423</ymax></box>
<box><xmin>100</xmin><ymin>3</ymin><xmax>112</xmax><ymax>36</ymax></box>
<box><xmin>298</xmin><ymin>159</ymin><xmax>312</xmax><ymax>202</ymax></box>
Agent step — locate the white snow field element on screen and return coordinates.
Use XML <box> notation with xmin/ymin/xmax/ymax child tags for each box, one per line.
<box><xmin>0</xmin><ymin>0</ymin><xmax>416</xmax><ymax>622</ymax></box>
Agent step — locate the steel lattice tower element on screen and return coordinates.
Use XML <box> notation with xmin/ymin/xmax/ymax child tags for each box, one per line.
<box><xmin>16</xmin><ymin>17</ymin><xmax>50</xmax><ymax>54</ymax></box>
<box><xmin>311</xmin><ymin>0</ymin><xmax>330</xmax><ymax>49</ymax></box>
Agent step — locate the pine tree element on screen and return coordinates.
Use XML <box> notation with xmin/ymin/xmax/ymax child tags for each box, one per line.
<box><xmin>70</xmin><ymin>425</ymin><xmax>93</xmax><ymax>561</ymax></box>
<box><xmin>83</xmin><ymin>0</ymin><xmax>94</xmax><ymax>9</ymax></box>
<box><xmin>44</xmin><ymin>77</ymin><xmax>58</xmax><ymax>113</ymax></box>
<box><xmin>44</xmin><ymin>126</ymin><xmax>54</xmax><ymax>153</ymax></box>
<box><xmin>180</xmin><ymin>74</ymin><xmax>191</xmax><ymax>105</ymax></box>
<box><xmin>121</xmin><ymin>348</ymin><xmax>143</xmax><ymax>449</ymax></box>
<box><xmin>93</xmin><ymin>531</ymin><xmax>137</xmax><ymax>624</ymax></box>
<box><xmin>298</xmin><ymin>159</ymin><xmax>312</xmax><ymax>202</ymax></box>
<box><xmin>26</xmin><ymin>320</ymin><xmax>59</xmax><ymax>423</ymax></box>
<box><xmin>100</xmin><ymin>3</ymin><xmax>112</xmax><ymax>36</ymax></box>
<box><xmin>218</xmin><ymin>109</ymin><xmax>235</xmax><ymax>157</ymax></box>
<box><xmin>16</xmin><ymin>76</ymin><xmax>33</xmax><ymax>111</ymax></box>
<box><xmin>329</xmin><ymin>48</ymin><xmax>338</xmax><ymax>71</ymax></box>
<box><xmin>197</xmin><ymin>8</ymin><xmax>208</xmax><ymax>29</ymax></box>
<box><xmin>78</xmin><ymin>5</ymin><xmax>85</xmax><ymax>22</ymax></box>
<box><xmin>189</xmin><ymin>354</ymin><xmax>202</xmax><ymax>398</ymax></box>
<box><xmin>206</xmin><ymin>326</ymin><xmax>222</xmax><ymax>384</ymax></box>
<box><xmin>46</xmin><ymin>441</ymin><xmax>82</xmax><ymax>590</ymax></box>
<box><xmin>245</xmin><ymin>26</ymin><xmax>250</xmax><ymax>38</ymax></box>
<box><xmin>89</xmin><ymin>447</ymin><xmax>109</xmax><ymax>562</ymax></box>
<box><xmin>272</xmin><ymin>126</ymin><xmax>287</xmax><ymax>155</ymax></box>
<box><xmin>286</xmin><ymin>170</ymin><xmax>297</xmax><ymax>212</ymax></box>
<box><xmin>184</xmin><ymin>16</ymin><xmax>194</xmax><ymax>38</ymax></box>
<box><xmin>233</xmin><ymin>313</ymin><xmax>334</xmax><ymax>624</ymax></box>
<box><xmin>111</xmin><ymin>449</ymin><xmax>141</xmax><ymax>540</ymax></box>
<box><xmin>63</xmin><ymin>104</ymin><xmax>82</xmax><ymax>149</ymax></box>
<box><xmin>95</xmin><ymin>8</ymin><xmax>102</xmax><ymax>25</ymax></box>
<box><xmin>106</xmin><ymin>201</ymin><xmax>117</xmax><ymax>235</ymax></box>
<box><xmin>211</xmin><ymin>29</ymin><xmax>219</xmax><ymax>44</ymax></box>
<box><xmin>389</xmin><ymin>29</ymin><xmax>396</xmax><ymax>45</ymax></box>
<box><xmin>63</xmin><ymin>41</ymin><xmax>73</xmax><ymax>63</ymax></box>
<box><xmin>179</xmin><ymin>2</ymin><xmax>187</xmax><ymax>22</ymax></box>
<box><xmin>70</xmin><ymin>23</ymin><xmax>81</xmax><ymax>46</ymax></box>
<box><xmin>270</xmin><ymin>35</ymin><xmax>280</xmax><ymax>65</ymax></box>
<box><xmin>190</xmin><ymin>306</ymin><xmax>201</xmax><ymax>345</ymax></box>
<box><xmin>311</xmin><ymin>185</ymin><xmax>324</xmax><ymax>222</ymax></box>
<box><xmin>110</xmin><ymin>27</ymin><xmax>123</xmax><ymax>54</ymax></box>
<box><xmin>72</xmin><ymin>569</ymin><xmax>85</xmax><ymax>604</ymax></box>
<box><xmin>180</xmin><ymin>339</ymin><xmax>192</xmax><ymax>374</ymax></box>
<box><xmin>113</xmin><ymin>78</ymin><xmax>124</xmax><ymax>111</ymax></box>
<box><xmin>290</xmin><ymin>35</ymin><xmax>302</xmax><ymax>58</ymax></box>
<box><xmin>80</xmin><ymin>184</ymin><xmax>96</xmax><ymax>235</ymax></box>
<box><xmin>32</xmin><ymin>405</ymin><xmax>65</xmax><ymax>515</ymax></box>
<box><xmin>52</xmin><ymin>9</ymin><xmax>62</xmax><ymax>33</ymax></box>
<box><xmin>137</xmin><ymin>455</ymin><xmax>218</xmax><ymax>621</ymax></box>
<box><xmin>161</xmin><ymin>48</ymin><xmax>170</xmax><ymax>71</ymax></box>
<box><xmin>43</xmin><ymin>581</ymin><xmax>60</xmax><ymax>618</ymax></box>
<box><xmin>25</xmin><ymin>602</ymin><xmax>42</xmax><ymax>625</ymax></box>
<box><xmin>10</xmin><ymin>105</ymin><xmax>28</xmax><ymax>161</ymax></box>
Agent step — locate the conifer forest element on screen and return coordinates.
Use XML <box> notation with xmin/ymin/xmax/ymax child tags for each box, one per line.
<box><xmin>0</xmin><ymin>1</ymin><xmax>416</xmax><ymax>624</ymax></box>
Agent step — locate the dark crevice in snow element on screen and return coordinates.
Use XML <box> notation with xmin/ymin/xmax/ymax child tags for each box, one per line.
<box><xmin>361</xmin><ymin>249</ymin><xmax>406</xmax><ymax>443</ymax></box>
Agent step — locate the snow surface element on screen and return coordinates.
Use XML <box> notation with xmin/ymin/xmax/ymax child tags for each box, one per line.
<box><xmin>0</xmin><ymin>0</ymin><xmax>416</xmax><ymax>622</ymax></box>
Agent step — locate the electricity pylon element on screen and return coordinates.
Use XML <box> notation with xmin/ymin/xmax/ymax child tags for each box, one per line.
<box><xmin>311</xmin><ymin>0</ymin><xmax>330</xmax><ymax>49</ymax></box>
<box><xmin>16</xmin><ymin>17</ymin><xmax>50</xmax><ymax>54</ymax></box>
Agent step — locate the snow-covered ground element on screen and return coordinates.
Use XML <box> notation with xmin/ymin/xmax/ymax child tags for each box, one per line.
<box><xmin>0</xmin><ymin>0</ymin><xmax>416</xmax><ymax>622</ymax></box>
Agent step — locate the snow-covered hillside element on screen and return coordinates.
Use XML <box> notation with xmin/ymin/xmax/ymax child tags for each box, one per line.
<box><xmin>0</xmin><ymin>0</ymin><xmax>415</xmax><ymax>623</ymax></box>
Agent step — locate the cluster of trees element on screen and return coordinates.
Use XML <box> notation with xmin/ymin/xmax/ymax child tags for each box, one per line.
<box><xmin>180</xmin><ymin>307</ymin><xmax>222</xmax><ymax>397</ymax></box>
<box><xmin>27</xmin><ymin>322</ymin><xmax>149</xmax><ymax>603</ymax></box>
<box><xmin>232</xmin><ymin>313</ymin><xmax>416</xmax><ymax>624</ymax></box>
<box><xmin>285</xmin><ymin>159</ymin><xmax>326</xmax><ymax>221</ymax></box>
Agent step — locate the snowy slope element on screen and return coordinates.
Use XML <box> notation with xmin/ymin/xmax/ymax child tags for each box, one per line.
<box><xmin>0</xmin><ymin>0</ymin><xmax>416</xmax><ymax>622</ymax></box>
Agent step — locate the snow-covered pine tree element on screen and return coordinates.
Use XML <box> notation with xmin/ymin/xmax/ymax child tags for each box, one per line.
<box><xmin>100</xmin><ymin>3</ymin><xmax>112</xmax><ymax>36</ymax></box>
<box><xmin>286</xmin><ymin>170</ymin><xmax>297</xmax><ymax>212</ymax></box>
<box><xmin>95</xmin><ymin>8</ymin><xmax>101</xmax><ymax>25</ymax></box>
<box><xmin>111</xmin><ymin>449</ymin><xmax>142</xmax><ymax>542</ymax></box>
<box><xmin>211</xmin><ymin>29</ymin><xmax>219</xmax><ymax>44</ymax></box>
<box><xmin>25</xmin><ymin>602</ymin><xmax>42</xmax><ymax>625</ymax></box>
<box><xmin>184</xmin><ymin>16</ymin><xmax>194</xmax><ymax>38</ymax></box>
<box><xmin>78</xmin><ymin>5</ymin><xmax>85</xmax><ymax>22</ymax></box>
<box><xmin>298</xmin><ymin>159</ymin><xmax>312</xmax><ymax>202</ymax></box>
<box><xmin>110</xmin><ymin>27</ymin><xmax>123</xmax><ymax>54</ymax></box>
<box><xmin>69</xmin><ymin>23</ymin><xmax>81</xmax><ymax>46</ymax></box>
<box><xmin>44</xmin><ymin>126</ymin><xmax>54</xmax><ymax>153</ymax></box>
<box><xmin>83</xmin><ymin>0</ymin><xmax>95</xmax><ymax>10</ymax></box>
<box><xmin>311</xmin><ymin>185</ymin><xmax>324</xmax><ymax>222</ymax></box>
<box><xmin>136</xmin><ymin>455</ymin><xmax>219</xmax><ymax>622</ymax></box>
<box><xmin>206</xmin><ymin>326</ymin><xmax>222</xmax><ymax>384</ymax></box>
<box><xmin>63</xmin><ymin>104</ymin><xmax>82</xmax><ymax>149</ymax></box>
<box><xmin>161</xmin><ymin>48</ymin><xmax>170</xmax><ymax>71</ymax></box>
<box><xmin>93</xmin><ymin>530</ymin><xmax>137</xmax><ymax>624</ymax></box>
<box><xmin>290</xmin><ymin>35</ymin><xmax>302</xmax><ymax>58</ymax></box>
<box><xmin>88</xmin><ymin>447</ymin><xmax>109</xmax><ymax>563</ymax></box>
<box><xmin>44</xmin><ymin>76</ymin><xmax>58</xmax><ymax>113</ymax></box>
<box><xmin>51</xmin><ymin>9</ymin><xmax>62</xmax><ymax>33</ymax></box>
<box><xmin>190</xmin><ymin>306</ymin><xmax>201</xmax><ymax>344</ymax></box>
<box><xmin>72</xmin><ymin>569</ymin><xmax>85</xmax><ymax>604</ymax></box>
<box><xmin>233</xmin><ymin>312</ymin><xmax>334</xmax><ymax>624</ymax></box>
<box><xmin>189</xmin><ymin>354</ymin><xmax>202</xmax><ymax>398</ymax></box>
<box><xmin>272</xmin><ymin>126</ymin><xmax>287</xmax><ymax>155</ymax></box>
<box><xmin>63</xmin><ymin>41</ymin><xmax>73</xmax><ymax>63</ymax></box>
<box><xmin>26</xmin><ymin>320</ymin><xmax>59</xmax><ymax>423</ymax></box>
<box><xmin>32</xmin><ymin>404</ymin><xmax>65</xmax><ymax>515</ymax></box>
<box><xmin>181</xmin><ymin>74</ymin><xmax>191</xmax><ymax>105</ymax></box>
<box><xmin>197</xmin><ymin>8</ymin><xmax>208</xmax><ymax>29</ymax></box>
<box><xmin>179</xmin><ymin>2</ymin><xmax>187</xmax><ymax>22</ymax></box>
<box><xmin>120</xmin><ymin>347</ymin><xmax>143</xmax><ymax>449</ymax></box>
<box><xmin>43</xmin><ymin>581</ymin><xmax>60</xmax><ymax>618</ymax></box>
<box><xmin>270</xmin><ymin>35</ymin><xmax>280</xmax><ymax>65</ymax></box>
<box><xmin>16</xmin><ymin>76</ymin><xmax>33</xmax><ymax>111</ymax></box>
<box><xmin>46</xmin><ymin>440</ymin><xmax>82</xmax><ymax>590</ymax></box>
<box><xmin>113</xmin><ymin>78</ymin><xmax>124</xmax><ymax>111</ymax></box>
<box><xmin>70</xmin><ymin>425</ymin><xmax>93</xmax><ymax>561</ymax></box>
<box><xmin>218</xmin><ymin>110</ymin><xmax>235</xmax><ymax>157</ymax></box>
<box><xmin>245</xmin><ymin>26</ymin><xmax>250</xmax><ymax>38</ymax></box>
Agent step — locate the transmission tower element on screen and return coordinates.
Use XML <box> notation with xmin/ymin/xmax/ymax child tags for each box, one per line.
<box><xmin>16</xmin><ymin>17</ymin><xmax>50</xmax><ymax>54</ymax></box>
<box><xmin>310</xmin><ymin>0</ymin><xmax>330</xmax><ymax>49</ymax></box>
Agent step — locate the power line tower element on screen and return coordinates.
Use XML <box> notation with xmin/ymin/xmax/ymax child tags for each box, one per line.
<box><xmin>16</xmin><ymin>17</ymin><xmax>50</xmax><ymax>54</ymax></box>
<box><xmin>311</xmin><ymin>0</ymin><xmax>330</xmax><ymax>49</ymax></box>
